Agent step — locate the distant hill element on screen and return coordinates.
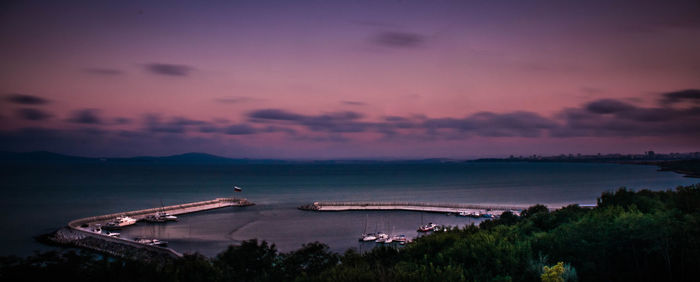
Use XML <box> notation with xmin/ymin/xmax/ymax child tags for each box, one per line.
<box><xmin>0</xmin><ymin>151</ymin><xmax>465</xmax><ymax>164</ymax></box>
<box><xmin>0</xmin><ymin>151</ymin><xmax>95</xmax><ymax>162</ymax></box>
<box><xmin>0</xmin><ymin>151</ymin><xmax>290</xmax><ymax>164</ymax></box>
<box><xmin>113</xmin><ymin>152</ymin><xmax>289</xmax><ymax>164</ymax></box>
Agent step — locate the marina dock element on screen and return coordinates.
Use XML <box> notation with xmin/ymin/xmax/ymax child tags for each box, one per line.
<box><xmin>299</xmin><ymin>201</ymin><xmax>562</xmax><ymax>215</ymax></box>
<box><xmin>49</xmin><ymin>197</ymin><xmax>254</xmax><ymax>262</ymax></box>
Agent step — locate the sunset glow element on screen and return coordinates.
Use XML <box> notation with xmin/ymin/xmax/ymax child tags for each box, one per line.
<box><xmin>2</xmin><ymin>0</ymin><xmax>699</xmax><ymax>158</ymax></box>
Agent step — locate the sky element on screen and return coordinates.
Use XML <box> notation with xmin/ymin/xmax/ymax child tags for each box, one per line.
<box><xmin>1</xmin><ymin>0</ymin><xmax>699</xmax><ymax>159</ymax></box>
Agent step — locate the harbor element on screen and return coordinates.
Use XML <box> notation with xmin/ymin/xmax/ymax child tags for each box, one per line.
<box><xmin>47</xmin><ymin>197</ymin><xmax>254</xmax><ymax>262</ymax></box>
<box><xmin>298</xmin><ymin>201</ymin><xmax>561</xmax><ymax>216</ymax></box>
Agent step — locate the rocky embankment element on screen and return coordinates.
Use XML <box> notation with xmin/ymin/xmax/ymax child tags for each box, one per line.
<box><xmin>41</xmin><ymin>227</ymin><xmax>179</xmax><ymax>265</ymax></box>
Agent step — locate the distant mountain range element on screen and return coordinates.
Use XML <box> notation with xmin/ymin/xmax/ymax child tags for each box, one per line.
<box><xmin>0</xmin><ymin>151</ymin><xmax>461</xmax><ymax>164</ymax></box>
<box><xmin>2</xmin><ymin>150</ymin><xmax>698</xmax><ymax>166</ymax></box>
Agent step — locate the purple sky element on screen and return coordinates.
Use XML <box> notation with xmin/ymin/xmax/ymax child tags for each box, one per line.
<box><xmin>1</xmin><ymin>0</ymin><xmax>699</xmax><ymax>158</ymax></box>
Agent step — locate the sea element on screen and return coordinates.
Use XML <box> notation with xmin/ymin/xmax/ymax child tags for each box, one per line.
<box><xmin>0</xmin><ymin>162</ymin><xmax>697</xmax><ymax>257</ymax></box>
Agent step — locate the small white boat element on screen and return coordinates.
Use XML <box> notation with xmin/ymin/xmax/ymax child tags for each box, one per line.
<box><xmin>360</xmin><ymin>233</ymin><xmax>377</xmax><ymax>242</ymax></box>
<box><xmin>418</xmin><ymin>223</ymin><xmax>437</xmax><ymax>232</ymax></box>
<box><xmin>106</xmin><ymin>232</ymin><xmax>120</xmax><ymax>237</ymax></box>
<box><xmin>134</xmin><ymin>238</ymin><xmax>168</xmax><ymax>247</ymax></box>
<box><xmin>150</xmin><ymin>239</ymin><xmax>168</xmax><ymax>246</ymax></box>
<box><xmin>391</xmin><ymin>234</ymin><xmax>407</xmax><ymax>243</ymax></box>
<box><xmin>375</xmin><ymin>233</ymin><xmax>388</xmax><ymax>243</ymax></box>
<box><xmin>104</xmin><ymin>215</ymin><xmax>137</xmax><ymax>229</ymax></box>
<box><xmin>144</xmin><ymin>211</ymin><xmax>178</xmax><ymax>222</ymax></box>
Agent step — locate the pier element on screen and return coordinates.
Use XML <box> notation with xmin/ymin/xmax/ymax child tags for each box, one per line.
<box><xmin>48</xmin><ymin>197</ymin><xmax>254</xmax><ymax>262</ymax></box>
<box><xmin>299</xmin><ymin>201</ymin><xmax>562</xmax><ymax>215</ymax></box>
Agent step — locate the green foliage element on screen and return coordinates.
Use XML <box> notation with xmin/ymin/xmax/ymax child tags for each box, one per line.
<box><xmin>2</xmin><ymin>184</ymin><xmax>700</xmax><ymax>281</ymax></box>
<box><xmin>214</xmin><ymin>239</ymin><xmax>280</xmax><ymax>282</ymax></box>
<box><xmin>541</xmin><ymin>262</ymin><xmax>564</xmax><ymax>282</ymax></box>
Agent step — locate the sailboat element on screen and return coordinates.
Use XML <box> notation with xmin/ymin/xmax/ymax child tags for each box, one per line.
<box><xmin>359</xmin><ymin>214</ymin><xmax>377</xmax><ymax>241</ymax></box>
<box><xmin>418</xmin><ymin>213</ymin><xmax>437</xmax><ymax>232</ymax></box>
<box><xmin>143</xmin><ymin>200</ymin><xmax>178</xmax><ymax>222</ymax></box>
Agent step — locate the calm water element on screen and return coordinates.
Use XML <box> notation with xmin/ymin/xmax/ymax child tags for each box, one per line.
<box><xmin>0</xmin><ymin>162</ymin><xmax>697</xmax><ymax>256</ymax></box>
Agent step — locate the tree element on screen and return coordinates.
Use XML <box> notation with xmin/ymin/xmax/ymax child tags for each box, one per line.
<box><xmin>541</xmin><ymin>262</ymin><xmax>564</xmax><ymax>282</ymax></box>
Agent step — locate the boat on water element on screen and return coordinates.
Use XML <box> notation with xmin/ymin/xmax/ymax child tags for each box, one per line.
<box><xmin>234</xmin><ymin>186</ymin><xmax>243</xmax><ymax>192</ymax></box>
<box><xmin>150</xmin><ymin>239</ymin><xmax>168</xmax><ymax>246</ymax></box>
<box><xmin>106</xmin><ymin>232</ymin><xmax>120</xmax><ymax>237</ymax></box>
<box><xmin>143</xmin><ymin>211</ymin><xmax>178</xmax><ymax>223</ymax></box>
<box><xmin>359</xmin><ymin>215</ymin><xmax>378</xmax><ymax>242</ymax></box>
<box><xmin>360</xmin><ymin>233</ymin><xmax>377</xmax><ymax>242</ymax></box>
<box><xmin>391</xmin><ymin>234</ymin><xmax>407</xmax><ymax>244</ymax></box>
<box><xmin>418</xmin><ymin>222</ymin><xmax>438</xmax><ymax>232</ymax></box>
<box><xmin>104</xmin><ymin>215</ymin><xmax>137</xmax><ymax>229</ymax></box>
<box><xmin>134</xmin><ymin>238</ymin><xmax>168</xmax><ymax>247</ymax></box>
<box><xmin>375</xmin><ymin>233</ymin><xmax>389</xmax><ymax>243</ymax></box>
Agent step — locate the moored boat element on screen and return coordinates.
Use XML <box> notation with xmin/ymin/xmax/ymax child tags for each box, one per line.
<box><xmin>391</xmin><ymin>234</ymin><xmax>407</xmax><ymax>243</ymax></box>
<box><xmin>104</xmin><ymin>215</ymin><xmax>137</xmax><ymax>229</ymax></box>
<box><xmin>418</xmin><ymin>223</ymin><xmax>437</xmax><ymax>232</ymax></box>
<box><xmin>360</xmin><ymin>233</ymin><xmax>377</xmax><ymax>242</ymax></box>
<box><xmin>375</xmin><ymin>233</ymin><xmax>389</xmax><ymax>243</ymax></box>
<box><xmin>143</xmin><ymin>211</ymin><xmax>178</xmax><ymax>223</ymax></box>
<box><xmin>134</xmin><ymin>238</ymin><xmax>168</xmax><ymax>247</ymax></box>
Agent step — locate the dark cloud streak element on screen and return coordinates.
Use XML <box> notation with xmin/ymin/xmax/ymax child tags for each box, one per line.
<box><xmin>6</xmin><ymin>94</ymin><xmax>49</xmax><ymax>105</ymax></box>
<box><xmin>341</xmin><ymin>101</ymin><xmax>367</xmax><ymax>106</ymax></box>
<box><xmin>372</xmin><ymin>31</ymin><xmax>424</xmax><ymax>48</ymax></box>
<box><xmin>660</xmin><ymin>89</ymin><xmax>700</xmax><ymax>105</ymax></box>
<box><xmin>145</xmin><ymin>63</ymin><xmax>193</xmax><ymax>76</ymax></box>
<box><xmin>67</xmin><ymin>109</ymin><xmax>102</xmax><ymax>124</ymax></box>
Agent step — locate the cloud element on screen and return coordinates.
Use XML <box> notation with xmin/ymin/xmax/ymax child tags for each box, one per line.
<box><xmin>585</xmin><ymin>99</ymin><xmax>636</xmax><ymax>114</ymax></box>
<box><xmin>145</xmin><ymin>63</ymin><xmax>193</xmax><ymax>76</ymax></box>
<box><xmin>424</xmin><ymin>111</ymin><xmax>558</xmax><ymax>138</ymax></box>
<box><xmin>3</xmin><ymin>89</ymin><xmax>699</xmax><ymax>158</ymax></box>
<box><xmin>83</xmin><ymin>68</ymin><xmax>124</xmax><ymax>75</ymax></box>
<box><xmin>659</xmin><ymin>89</ymin><xmax>700</xmax><ymax>105</ymax></box>
<box><xmin>224</xmin><ymin>124</ymin><xmax>257</xmax><ymax>135</ymax></box>
<box><xmin>249</xmin><ymin>109</ymin><xmax>305</xmax><ymax>121</ymax></box>
<box><xmin>6</xmin><ymin>94</ymin><xmax>49</xmax><ymax>105</ymax></box>
<box><xmin>16</xmin><ymin>108</ymin><xmax>52</xmax><ymax>121</ymax></box>
<box><xmin>372</xmin><ymin>31</ymin><xmax>424</xmax><ymax>48</ymax></box>
<box><xmin>249</xmin><ymin>109</ymin><xmax>372</xmax><ymax>133</ymax></box>
<box><xmin>215</xmin><ymin>97</ymin><xmax>262</xmax><ymax>104</ymax></box>
<box><xmin>67</xmin><ymin>109</ymin><xmax>102</xmax><ymax>124</ymax></box>
<box><xmin>341</xmin><ymin>101</ymin><xmax>367</xmax><ymax>106</ymax></box>
<box><xmin>553</xmin><ymin>97</ymin><xmax>700</xmax><ymax>138</ymax></box>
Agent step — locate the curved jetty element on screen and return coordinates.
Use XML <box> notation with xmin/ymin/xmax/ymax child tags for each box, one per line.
<box><xmin>47</xmin><ymin>198</ymin><xmax>253</xmax><ymax>262</ymax></box>
<box><xmin>299</xmin><ymin>201</ymin><xmax>560</xmax><ymax>215</ymax></box>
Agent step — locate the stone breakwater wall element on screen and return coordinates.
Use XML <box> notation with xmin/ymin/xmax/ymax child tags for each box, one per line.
<box><xmin>68</xmin><ymin>198</ymin><xmax>254</xmax><ymax>228</ymax></box>
<box><xmin>46</xmin><ymin>198</ymin><xmax>254</xmax><ymax>262</ymax></box>
<box><xmin>299</xmin><ymin>201</ymin><xmax>560</xmax><ymax>214</ymax></box>
<box><xmin>48</xmin><ymin>227</ymin><xmax>181</xmax><ymax>264</ymax></box>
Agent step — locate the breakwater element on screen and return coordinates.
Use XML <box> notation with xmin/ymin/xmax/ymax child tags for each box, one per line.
<box><xmin>47</xmin><ymin>197</ymin><xmax>254</xmax><ymax>262</ymax></box>
<box><xmin>299</xmin><ymin>201</ymin><xmax>562</xmax><ymax>215</ymax></box>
